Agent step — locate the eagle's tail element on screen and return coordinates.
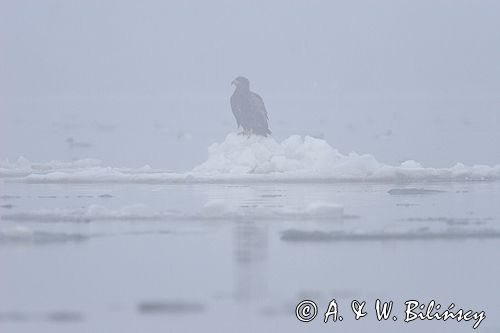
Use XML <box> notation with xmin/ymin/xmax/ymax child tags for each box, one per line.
<box><xmin>253</xmin><ymin>127</ymin><xmax>272</xmax><ymax>137</ymax></box>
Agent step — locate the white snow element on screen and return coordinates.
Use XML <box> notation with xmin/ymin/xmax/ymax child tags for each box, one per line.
<box><xmin>2</xmin><ymin>133</ymin><xmax>500</xmax><ymax>183</ymax></box>
<box><xmin>193</xmin><ymin>133</ymin><xmax>500</xmax><ymax>180</ymax></box>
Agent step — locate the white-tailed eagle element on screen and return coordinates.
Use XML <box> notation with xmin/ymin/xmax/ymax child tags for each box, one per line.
<box><xmin>230</xmin><ymin>76</ymin><xmax>271</xmax><ymax>136</ymax></box>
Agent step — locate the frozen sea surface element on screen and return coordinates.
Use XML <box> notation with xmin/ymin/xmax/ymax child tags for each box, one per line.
<box><xmin>1</xmin><ymin>135</ymin><xmax>500</xmax><ymax>332</ymax></box>
<box><xmin>1</xmin><ymin>180</ymin><xmax>500</xmax><ymax>333</ymax></box>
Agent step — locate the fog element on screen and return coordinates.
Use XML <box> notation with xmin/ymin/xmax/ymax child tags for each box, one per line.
<box><xmin>1</xmin><ymin>0</ymin><xmax>499</xmax><ymax>169</ymax></box>
<box><xmin>1</xmin><ymin>3</ymin><xmax>500</xmax><ymax>333</ymax></box>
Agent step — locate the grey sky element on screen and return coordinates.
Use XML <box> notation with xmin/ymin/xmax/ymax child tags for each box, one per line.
<box><xmin>1</xmin><ymin>0</ymin><xmax>499</xmax><ymax>169</ymax></box>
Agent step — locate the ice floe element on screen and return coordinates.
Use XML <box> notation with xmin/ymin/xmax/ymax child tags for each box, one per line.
<box><xmin>1</xmin><ymin>201</ymin><xmax>344</xmax><ymax>223</ymax></box>
<box><xmin>2</xmin><ymin>134</ymin><xmax>500</xmax><ymax>183</ymax></box>
<box><xmin>281</xmin><ymin>229</ymin><xmax>500</xmax><ymax>242</ymax></box>
<box><xmin>0</xmin><ymin>157</ymin><xmax>102</xmax><ymax>178</ymax></box>
<box><xmin>387</xmin><ymin>188</ymin><xmax>446</xmax><ymax>195</ymax></box>
<box><xmin>0</xmin><ymin>226</ymin><xmax>89</xmax><ymax>245</ymax></box>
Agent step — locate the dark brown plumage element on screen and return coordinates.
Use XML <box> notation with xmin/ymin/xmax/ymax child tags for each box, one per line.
<box><xmin>230</xmin><ymin>77</ymin><xmax>271</xmax><ymax>136</ymax></box>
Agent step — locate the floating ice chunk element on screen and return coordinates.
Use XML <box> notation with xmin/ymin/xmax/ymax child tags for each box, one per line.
<box><xmin>86</xmin><ymin>203</ymin><xmax>150</xmax><ymax>217</ymax></box>
<box><xmin>137</xmin><ymin>301</ymin><xmax>204</xmax><ymax>314</ymax></box>
<box><xmin>0</xmin><ymin>157</ymin><xmax>102</xmax><ymax>178</ymax></box>
<box><xmin>193</xmin><ymin>134</ymin><xmax>355</xmax><ymax>176</ymax></box>
<box><xmin>388</xmin><ymin>188</ymin><xmax>445</xmax><ymax>195</ymax></box>
<box><xmin>281</xmin><ymin>229</ymin><xmax>500</xmax><ymax>242</ymax></box>
<box><xmin>191</xmin><ymin>133</ymin><xmax>500</xmax><ymax>181</ymax></box>
<box><xmin>3</xmin><ymin>134</ymin><xmax>500</xmax><ymax>183</ymax></box>
<box><xmin>0</xmin><ymin>226</ymin><xmax>88</xmax><ymax>245</ymax></box>
<box><xmin>3</xmin><ymin>201</ymin><xmax>345</xmax><ymax>223</ymax></box>
<box><xmin>304</xmin><ymin>202</ymin><xmax>344</xmax><ymax>218</ymax></box>
<box><xmin>202</xmin><ymin>199</ymin><xmax>231</xmax><ymax>216</ymax></box>
<box><xmin>0</xmin><ymin>226</ymin><xmax>33</xmax><ymax>238</ymax></box>
<box><xmin>2</xmin><ymin>204</ymin><xmax>159</xmax><ymax>223</ymax></box>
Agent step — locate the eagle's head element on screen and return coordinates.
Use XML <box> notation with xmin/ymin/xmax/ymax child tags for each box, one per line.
<box><xmin>231</xmin><ymin>76</ymin><xmax>250</xmax><ymax>90</ymax></box>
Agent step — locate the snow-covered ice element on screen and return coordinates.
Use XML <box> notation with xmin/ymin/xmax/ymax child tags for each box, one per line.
<box><xmin>2</xmin><ymin>201</ymin><xmax>344</xmax><ymax>222</ymax></box>
<box><xmin>2</xmin><ymin>134</ymin><xmax>500</xmax><ymax>183</ymax></box>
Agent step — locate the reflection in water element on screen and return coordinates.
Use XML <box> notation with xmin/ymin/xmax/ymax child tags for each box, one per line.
<box><xmin>1</xmin><ymin>181</ymin><xmax>499</xmax><ymax>332</ymax></box>
<box><xmin>233</xmin><ymin>219</ymin><xmax>269</xmax><ymax>302</ymax></box>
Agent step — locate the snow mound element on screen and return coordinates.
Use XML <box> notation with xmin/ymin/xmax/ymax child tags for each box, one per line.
<box><xmin>194</xmin><ymin>134</ymin><xmax>379</xmax><ymax>176</ymax></box>
<box><xmin>2</xmin><ymin>133</ymin><xmax>500</xmax><ymax>183</ymax></box>
<box><xmin>192</xmin><ymin>133</ymin><xmax>500</xmax><ymax>181</ymax></box>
